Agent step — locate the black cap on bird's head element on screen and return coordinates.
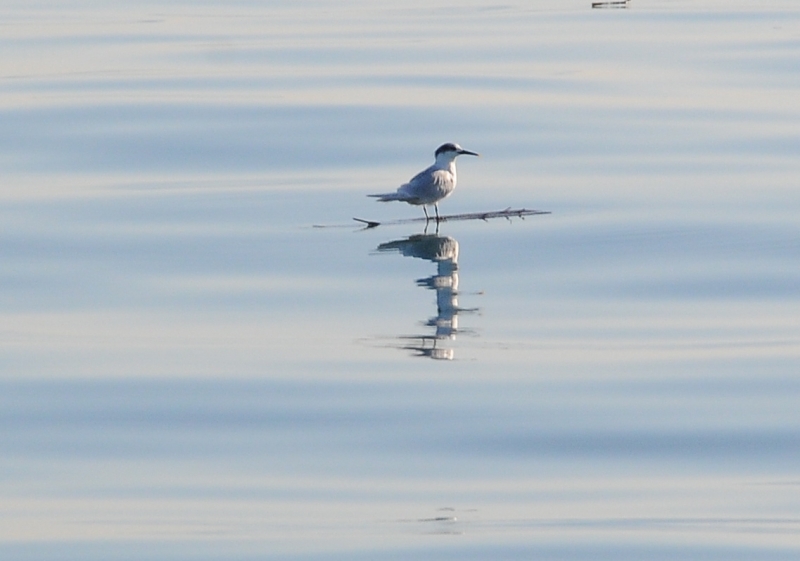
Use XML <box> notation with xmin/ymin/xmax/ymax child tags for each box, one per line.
<box><xmin>435</xmin><ymin>143</ymin><xmax>479</xmax><ymax>158</ymax></box>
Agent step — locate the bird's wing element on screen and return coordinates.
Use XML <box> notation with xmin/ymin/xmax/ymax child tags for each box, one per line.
<box><xmin>428</xmin><ymin>169</ymin><xmax>452</xmax><ymax>189</ymax></box>
<box><xmin>392</xmin><ymin>183</ymin><xmax>420</xmax><ymax>203</ymax></box>
<box><xmin>400</xmin><ymin>166</ymin><xmax>450</xmax><ymax>200</ymax></box>
<box><xmin>404</xmin><ymin>165</ymin><xmax>440</xmax><ymax>190</ymax></box>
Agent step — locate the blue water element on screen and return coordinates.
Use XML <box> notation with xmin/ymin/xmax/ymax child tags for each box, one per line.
<box><xmin>2</xmin><ymin>1</ymin><xmax>800</xmax><ymax>559</ymax></box>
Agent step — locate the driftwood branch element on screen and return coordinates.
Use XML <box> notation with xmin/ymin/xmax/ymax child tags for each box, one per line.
<box><xmin>350</xmin><ymin>208</ymin><xmax>550</xmax><ymax>229</ymax></box>
<box><xmin>591</xmin><ymin>0</ymin><xmax>628</xmax><ymax>8</ymax></box>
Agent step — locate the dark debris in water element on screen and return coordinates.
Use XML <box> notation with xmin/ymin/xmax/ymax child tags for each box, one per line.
<box><xmin>592</xmin><ymin>0</ymin><xmax>629</xmax><ymax>8</ymax></box>
<box><xmin>348</xmin><ymin>208</ymin><xmax>551</xmax><ymax>230</ymax></box>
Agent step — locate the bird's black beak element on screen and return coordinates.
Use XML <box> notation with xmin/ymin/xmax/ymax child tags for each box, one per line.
<box><xmin>459</xmin><ymin>149</ymin><xmax>480</xmax><ymax>157</ymax></box>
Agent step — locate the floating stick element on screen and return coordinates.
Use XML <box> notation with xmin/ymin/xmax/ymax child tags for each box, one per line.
<box><xmin>592</xmin><ymin>0</ymin><xmax>629</xmax><ymax>8</ymax></box>
<box><xmin>350</xmin><ymin>208</ymin><xmax>550</xmax><ymax>229</ymax></box>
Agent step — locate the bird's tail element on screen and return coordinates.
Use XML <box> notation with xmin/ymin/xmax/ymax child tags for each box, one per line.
<box><xmin>368</xmin><ymin>192</ymin><xmax>408</xmax><ymax>202</ymax></box>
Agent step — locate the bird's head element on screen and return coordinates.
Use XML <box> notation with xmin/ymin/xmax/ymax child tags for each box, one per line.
<box><xmin>434</xmin><ymin>143</ymin><xmax>479</xmax><ymax>162</ymax></box>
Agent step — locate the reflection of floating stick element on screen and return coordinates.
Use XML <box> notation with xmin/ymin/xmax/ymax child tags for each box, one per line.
<box><xmin>591</xmin><ymin>0</ymin><xmax>629</xmax><ymax>8</ymax></box>
<box><xmin>351</xmin><ymin>208</ymin><xmax>550</xmax><ymax>229</ymax></box>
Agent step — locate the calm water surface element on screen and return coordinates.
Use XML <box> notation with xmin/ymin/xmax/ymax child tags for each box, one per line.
<box><xmin>2</xmin><ymin>1</ymin><xmax>800</xmax><ymax>559</ymax></box>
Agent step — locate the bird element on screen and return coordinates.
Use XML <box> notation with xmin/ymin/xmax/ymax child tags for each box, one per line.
<box><xmin>368</xmin><ymin>142</ymin><xmax>479</xmax><ymax>222</ymax></box>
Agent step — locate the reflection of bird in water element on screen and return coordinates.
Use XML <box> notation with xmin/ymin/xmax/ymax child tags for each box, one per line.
<box><xmin>378</xmin><ymin>234</ymin><xmax>459</xmax><ymax>263</ymax></box>
<box><xmin>368</xmin><ymin>143</ymin><xmax>479</xmax><ymax>222</ymax></box>
<box><xmin>377</xmin><ymin>234</ymin><xmax>471</xmax><ymax>360</ymax></box>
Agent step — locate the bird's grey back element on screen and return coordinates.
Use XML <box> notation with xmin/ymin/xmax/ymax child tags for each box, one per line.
<box><xmin>400</xmin><ymin>165</ymin><xmax>455</xmax><ymax>204</ymax></box>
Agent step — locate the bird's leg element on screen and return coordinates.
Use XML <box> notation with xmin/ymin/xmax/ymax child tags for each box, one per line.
<box><xmin>423</xmin><ymin>206</ymin><xmax>430</xmax><ymax>222</ymax></box>
<box><xmin>434</xmin><ymin>204</ymin><xmax>440</xmax><ymax>223</ymax></box>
